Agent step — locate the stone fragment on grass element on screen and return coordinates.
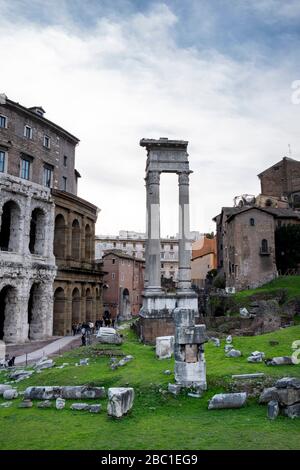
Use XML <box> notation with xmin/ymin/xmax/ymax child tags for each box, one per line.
<box><xmin>267</xmin><ymin>400</ymin><xmax>279</xmax><ymax>420</ymax></box>
<box><xmin>79</xmin><ymin>358</ymin><xmax>89</xmax><ymax>366</ymax></box>
<box><xmin>164</xmin><ymin>370</ymin><xmax>171</xmax><ymax>375</ymax></box>
<box><xmin>19</xmin><ymin>399</ymin><xmax>33</xmax><ymax>408</ymax></box>
<box><xmin>275</xmin><ymin>377</ymin><xmax>300</xmax><ymax>389</ymax></box>
<box><xmin>168</xmin><ymin>383</ymin><xmax>182</xmax><ymax>396</ymax></box>
<box><xmin>266</xmin><ymin>356</ymin><xmax>293</xmax><ymax>366</ymax></box>
<box><xmin>70</xmin><ymin>403</ymin><xmax>90</xmax><ymax>411</ymax></box>
<box><xmin>0</xmin><ymin>384</ymin><xmax>12</xmax><ymax>396</ymax></box>
<box><xmin>259</xmin><ymin>387</ymin><xmax>300</xmax><ymax>406</ymax></box>
<box><xmin>208</xmin><ymin>392</ymin><xmax>247</xmax><ymax>410</ymax></box>
<box><xmin>156</xmin><ymin>336</ymin><xmax>174</xmax><ymax>359</ymax></box>
<box><xmin>107</xmin><ymin>387</ymin><xmax>134</xmax><ymax>418</ymax></box>
<box><xmin>226</xmin><ymin>335</ymin><xmax>232</xmax><ymax>344</ymax></box>
<box><xmin>226</xmin><ymin>349</ymin><xmax>242</xmax><ymax>358</ymax></box>
<box><xmin>210</xmin><ymin>337</ymin><xmax>220</xmax><ymax>347</ymax></box>
<box><xmin>56</xmin><ymin>398</ymin><xmax>65</xmax><ymax>410</ymax></box>
<box><xmin>37</xmin><ymin>400</ymin><xmax>52</xmax><ymax>408</ymax></box>
<box><xmin>3</xmin><ymin>389</ymin><xmax>18</xmax><ymax>399</ymax></box>
<box><xmin>97</xmin><ymin>327</ymin><xmax>123</xmax><ymax>345</ymax></box>
<box><xmin>89</xmin><ymin>404</ymin><xmax>101</xmax><ymax>413</ymax></box>
<box><xmin>24</xmin><ymin>385</ymin><xmax>106</xmax><ymax>400</ymax></box>
<box><xmin>224</xmin><ymin>344</ymin><xmax>233</xmax><ymax>353</ymax></box>
<box><xmin>247</xmin><ymin>351</ymin><xmax>265</xmax><ymax>363</ymax></box>
<box><xmin>282</xmin><ymin>403</ymin><xmax>300</xmax><ymax>419</ymax></box>
<box><xmin>34</xmin><ymin>359</ymin><xmax>55</xmax><ymax>371</ymax></box>
<box><xmin>9</xmin><ymin>370</ymin><xmax>34</xmax><ymax>381</ymax></box>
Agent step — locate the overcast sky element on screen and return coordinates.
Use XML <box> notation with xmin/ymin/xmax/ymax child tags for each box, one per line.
<box><xmin>1</xmin><ymin>0</ymin><xmax>300</xmax><ymax>236</ymax></box>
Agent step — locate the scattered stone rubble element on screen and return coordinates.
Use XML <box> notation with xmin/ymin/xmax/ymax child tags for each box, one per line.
<box><xmin>3</xmin><ymin>388</ymin><xmax>18</xmax><ymax>399</ymax></box>
<box><xmin>70</xmin><ymin>403</ymin><xmax>101</xmax><ymax>413</ymax></box>
<box><xmin>24</xmin><ymin>385</ymin><xmax>106</xmax><ymax>400</ymax></box>
<box><xmin>107</xmin><ymin>387</ymin><xmax>134</xmax><ymax>418</ymax></box>
<box><xmin>56</xmin><ymin>398</ymin><xmax>65</xmax><ymax>410</ymax></box>
<box><xmin>226</xmin><ymin>349</ymin><xmax>242</xmax><ymax>358</ymax></box>
<box><xmin>259</xmin><ymin>377</ymin><xmax>300</xmax><ymax>419</ymax></box>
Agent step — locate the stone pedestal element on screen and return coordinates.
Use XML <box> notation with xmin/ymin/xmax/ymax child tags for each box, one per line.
<box><xmin>174</xmin><ymin>308</ymin><xmax>207</xmax><ymax>389</ymax></box>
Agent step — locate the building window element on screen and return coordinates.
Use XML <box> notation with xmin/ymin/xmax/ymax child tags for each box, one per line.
<box><xmin>43</xmin><ymin>135</ymin><xmax>50</xmax><ymax>149</ymax></box>
<box><xmin>0</xmin><ymin>150</ymin><xmax>5</xmax><ymax>172</ymax></box>
<box><xmin>62</xmin><ymin>176</ymin><xmax>67</xmax><ymax>191</ymax></box>
<box><xmin>21</xmin><ymin>158</ymin><xmax>30</xmax><ymax>180</ymax></box>
<box><xmin>113</xmin><ymin>242</ymin><xmax>116</xmax><ymax>247</ymax></box>
<box><xmin>112</xmin><ymin>258</ymin><xmax>115</xmax><ymax>264</ymax></box>
<box><xmin>261</xmin><ymin>239</ymin><xmax>269</xmax><ymax>254</ymax></box>
<box><xmin>123</xmin><ymin>242</ymin><xmax>126</xmax><ymax>247</ymax></box>
<box><xmin>43</xmin><ymin>165</ymin><xmax>53</xmax><ymax>188</ymax></box>
<box><xmin>121</xmin><ymin>274</ymin><xmax>125</xmax><ymax>281</ymax></box>
<box><xmin>250</xmin><ymin>218</ymin><xmax>255</xmax><ymax>226</ymax></box>
<box><xmin>112</xmin><ymin>273</ymin><xmax>115</xmax><ymax>280</ymax></box>
<box><xmin>63</xmin><ymin>155</ymin><xmax>68</xmax><ymax>167</ymax></box>
<box><xmin>24</xmin><ymin>125</ymin><xmax>32</xmax><ymax>139</ymax></box>
<box><xmin>0</xmin><ymin>115</ymin><xmax>7</xmax><ymax>128</ymax></box>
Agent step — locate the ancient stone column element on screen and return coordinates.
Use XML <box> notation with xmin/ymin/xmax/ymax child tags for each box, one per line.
<box><xmin>177</xmin><ymin>172</ymin><xmax>192</xmax><ymax>291</ymax></box>
<box><xmin>145</xmin><ymin>171</ymin><xmax>161</xmax><ymax>292</ymax></box>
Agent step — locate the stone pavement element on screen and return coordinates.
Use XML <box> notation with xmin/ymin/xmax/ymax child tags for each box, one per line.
<box><xmin>14</xmin><ymin>336</ymin><xmax>79</xmax><ymax>365</ymax></box>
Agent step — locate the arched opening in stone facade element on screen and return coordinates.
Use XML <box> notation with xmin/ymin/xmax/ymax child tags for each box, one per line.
<box><xmin>29</xmin><ymin>208</ymin><xmax>46</xmax><ymax>255</ymax></box>
<box><xmin>71</xmin><ymin>219</ymin><xmax>80</xmax><ymax>260</ymax></box>
<box><xmin>0</xmin><ymin>200</ymin><xmax>21</xmax><ymax>252</ymax></box>
<box><xmin>54</xmin><ymin>214</ymin><xmax>66</xmax><ymax>259</ymax></box>
<box><xmin>86</xmin><ymin>287</ymin><xmax>93</xmax><ymax>322</ymax></box>
<box><xmin>121</xmin><ymin>288</ymin><xmax>131</xmax><ymax>320</ymax></box>
<box><xmin>53</xmin><ymin>287</ymin><xmax>65</xmax><ymax>336</ymax></box>
<box><xmin>28</xmin><ymin>283</ymin><xmax>43</xmax><ymax>340</ymax></box>
<box><xmin>72</xmin><ymin>287</ymin><xmax>81</xmax><ymax>324</ymax></box>
<box><xmin>85</xmin><ymin>224</ymin><xmax>92</xmax><ymax>261</ymax></box>
<box><xmin>0</xmin><ymin>285</ymin><xmax>17</xmax><ymax>341</ymax></box>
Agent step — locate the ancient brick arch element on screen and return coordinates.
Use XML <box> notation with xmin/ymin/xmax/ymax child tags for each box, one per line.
<box><xmin>71</xmin><ymin>219</ymin><xmax>81</xmax><ymax>260</ymax></box>
<box><xmin>85</xmin><ymin>224</ymin><xmax>92</xmax><ymax>262</ymax></box>
<box><xmin>72</xmin><ymin>287</ymin><xmax>81</xmax><ymax>324</ymax></box>
<box><xmin>54</xmin><ymin>213</ymin><xmax>66</xmax><ymax>259</ymax></box>
<box><xmin>53</xmin><ymin>287</ymin><xmax>66</xmax><ymax>336</ymax></box>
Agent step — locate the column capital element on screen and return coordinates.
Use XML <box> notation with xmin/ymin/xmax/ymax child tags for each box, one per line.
<box><xmin>178</xmin><ymin>172</ymin><xmax>190</xmax><ymax>185</ymax></box>
<box><xmin>146</xmin><ymin>171</ymin><xmax>160</xmax><ymax>185</ymax></box>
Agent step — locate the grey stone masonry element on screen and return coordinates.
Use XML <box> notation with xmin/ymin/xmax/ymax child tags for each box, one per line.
<box><xmin>174</xmin><ymin>308</ymin><xmax>207</xmax><ymax>389</ymax></box>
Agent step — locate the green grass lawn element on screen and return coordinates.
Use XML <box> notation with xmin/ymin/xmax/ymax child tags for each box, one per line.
<box><xmin>234</xmin><ymin>275</ymin><xmax>300</xmax><ymax>302</ymax></box>
<box><xmin>0</xmin><ymin>324</ymin><xmax>300</xmax><ymax>450</ymax></box>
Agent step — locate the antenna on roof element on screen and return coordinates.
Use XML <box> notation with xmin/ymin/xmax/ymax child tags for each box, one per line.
<box><xmin>288</xmin><ymin>144</ymin><xmax>292</xmax><ymax>156</ymax></box>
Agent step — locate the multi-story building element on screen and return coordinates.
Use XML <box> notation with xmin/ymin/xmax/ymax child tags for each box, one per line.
<box><xmin>95</xmin><ymin>230</ymin><xmax>201</xmax><ymax>282</ymax></box>
<box><xmin>191</xmin><ymin>236</ymin><xmax>217</xmax><ymax>288</ymax></box>
<box><xmin>0</xmin><ymin>94</ymin><xmax>104</xmax><ymax>342</ymax></box>
<box><xmin>257</xmin><ymin>156</ymin><xmax>300</xmax><ymax>210</ymax></box>
<box><xmin>102</xmin><ymin>250</ymin><xmax>144</xmax><ymax>319</ymax></box>
<box><xmin>214</xmin><ymin>205</ymin><xmax>300</xmax><ymax>291</ymax></box>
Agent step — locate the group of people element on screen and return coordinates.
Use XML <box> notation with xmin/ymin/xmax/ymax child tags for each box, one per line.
<box><xmin>0</xmin><ymin>354</ymin><xmax>15</xmax><ymax>368</ymax></box>
<box><xmin>72</xmin><ymin>312</ymin><xmax>116</xmax><ymax>347</ymax></box>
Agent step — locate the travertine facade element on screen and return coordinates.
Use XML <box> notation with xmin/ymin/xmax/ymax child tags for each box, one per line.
<box><xmin>0</xmin><ymin>173</ymin><xmax>56</xmax><ymax>343</ymax></box>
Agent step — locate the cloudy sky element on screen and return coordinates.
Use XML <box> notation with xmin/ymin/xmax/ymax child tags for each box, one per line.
<box><xmin>1</xmin><ymin>0</ymin><xmax>300</xmax><ymax>236</ymax></box>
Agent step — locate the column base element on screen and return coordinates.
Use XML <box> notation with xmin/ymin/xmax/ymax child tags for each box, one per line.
<box><xmin>174</xmin><ymin>359</ymin><xmax>207</xmax><ymax>390</ymax></box>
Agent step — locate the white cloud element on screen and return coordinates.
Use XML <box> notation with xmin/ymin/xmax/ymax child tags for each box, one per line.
<box><xmin>0</xmin><ymin>2</ymin><xmax>299</xmax><ymax>236</ymax></box>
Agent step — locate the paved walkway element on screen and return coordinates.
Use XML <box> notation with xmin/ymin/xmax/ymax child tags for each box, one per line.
<box><xmin>15</xmin><ymin>336</ymin><xmax>79</xmax><ymax>365</ymax></box>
